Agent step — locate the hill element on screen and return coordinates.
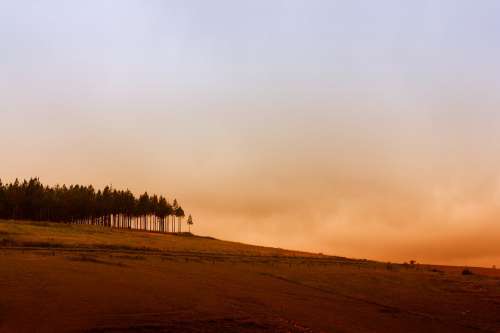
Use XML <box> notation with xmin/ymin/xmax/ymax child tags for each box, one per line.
<box><xmin>0</xmin><ymin>219</ymin><xmax>499</xmax><ymax>332</ymax></box>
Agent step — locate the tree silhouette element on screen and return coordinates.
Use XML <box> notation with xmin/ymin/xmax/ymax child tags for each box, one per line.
<box><xmin>171</xmin><ymin>199</ymin><xmax>179</xmax><ymax>232</ymax></box>
<box><xmin>0</xmin><ymin>178</ymin><xmax>189</xmax><ymax>234</ymax></box>
<box><xmin>176</xmin><ymin>206</ymin><xmax>185</xmax><ymax>232</ymax></box>
<box><xmin>187</xmin><ymin>214</ymin><xmax>193</xmax><ymax>233</ymax></box>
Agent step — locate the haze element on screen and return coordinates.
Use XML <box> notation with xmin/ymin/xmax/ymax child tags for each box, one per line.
<box><xmin>1</xmin><ymin>1</ymin><xmax>500</xmax><ymax>267</ymax></box>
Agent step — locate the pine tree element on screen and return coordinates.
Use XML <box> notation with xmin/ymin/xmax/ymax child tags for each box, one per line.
<box><xmin>0</xmin><ymin>178</ymin><xmax>191</xmax><ymax>233</ymax></box>
<box><xmin>187</xmin><ymin>214</ymin><xmax>193</xmax><ymax>233</ymax></box>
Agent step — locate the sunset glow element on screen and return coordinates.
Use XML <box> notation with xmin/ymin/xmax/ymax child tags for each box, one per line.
<box><xmin>2</xmin><ymin>1</ymin><xmax>500</xmax><ymax>266</ymax></box>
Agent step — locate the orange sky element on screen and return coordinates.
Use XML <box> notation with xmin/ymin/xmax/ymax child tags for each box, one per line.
<box><xmin>2</xmin><ymin>1</ymin><xmax>500</xmax><ymax>267</ymax></box>
<box><xmin>3</xmin><ymin>106</ymin><xmax>500</xmax><ymax>267</ymax></box>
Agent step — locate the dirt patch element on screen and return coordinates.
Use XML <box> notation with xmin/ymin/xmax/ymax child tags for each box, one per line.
<box><xmin>65</xmin><ymin>255</ymin><xmax>127</xmax><ymax>267</ymax></box>
<box><xmin>1</xmin><ymin>220</ymin><xmax>499</xmax><ymax>333</ymax></box>
<box><xmin>110</xmin><ymin>254</ymin><xmax>146</xmax><ymax>261</ymax></box>
<box><xmin>85</xmin><ymin>317</ymin><xmax>291</xmax><ymax>333</ymax></box>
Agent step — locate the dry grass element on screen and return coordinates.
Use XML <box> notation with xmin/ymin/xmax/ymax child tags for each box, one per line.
<box><xmin>0</xmin><ymin>219</ymin><xmax>328</xmax><ymax>258</ymax></box>
<box><xmin>1</xmin><ymin>219</ymin><xmax>499</xmax><ymax>333</ymax></box>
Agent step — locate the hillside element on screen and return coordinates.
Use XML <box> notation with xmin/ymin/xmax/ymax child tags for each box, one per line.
<box><xmin>0</xmin><ymin>219</ymin><xmax>330</xmax><ymax>259</ymax></box>
<box><xmin>1</xmin><ymin>219</ymin><xmax>499</xmax><ymax>332</ymax></box>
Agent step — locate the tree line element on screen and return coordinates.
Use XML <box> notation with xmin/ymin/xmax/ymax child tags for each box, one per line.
<box><xmin>0</xmin><ymin>178</ymin><xmax>193</xmax><ymax>233</ymax></box>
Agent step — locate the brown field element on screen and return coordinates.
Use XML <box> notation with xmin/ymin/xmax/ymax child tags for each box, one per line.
<box><xmin>1</xmin><ymin>220</ymin><xmax>499</xmax><ymax>333</ymax></box>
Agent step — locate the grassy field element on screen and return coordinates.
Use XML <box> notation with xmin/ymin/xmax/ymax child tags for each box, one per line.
<box><xmin>0</xmin><ymin>219</ymin><xmax>343</xmax><ymax>260</ymax></box>
<box><xmin>1</xmin><ymin>219</ymin><xmax>500</xmax><ymax>332</ymax></box>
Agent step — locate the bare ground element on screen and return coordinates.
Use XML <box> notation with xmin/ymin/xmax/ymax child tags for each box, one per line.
<box><xmin>1</xmin><ymin>220</ymin><xmax>499</xmax><ymax>333</ymax></box>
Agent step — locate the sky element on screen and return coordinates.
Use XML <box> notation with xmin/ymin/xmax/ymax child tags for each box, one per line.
<box><xmin>1</xmin><ymin>1</ymin><xmax>500</xmax><ymax>267</ymax></box>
